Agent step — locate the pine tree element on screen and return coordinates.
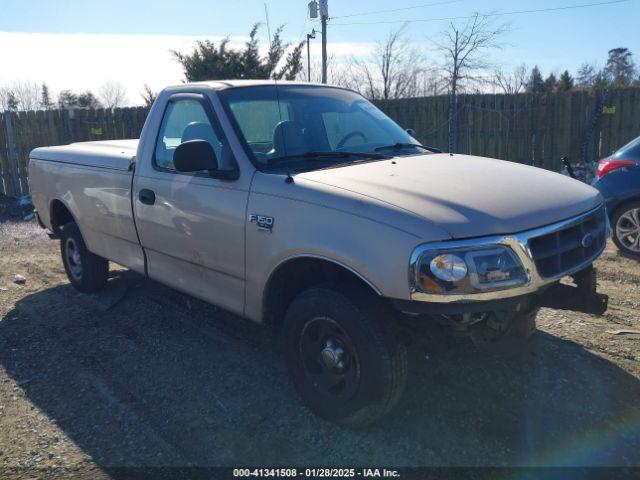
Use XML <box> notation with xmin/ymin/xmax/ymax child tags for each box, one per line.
<box><xmin>544</xmin><ymin>73</ymin><xmax>558</xmax><ymax>93</ymax></box>
<box><xmin>41</xmin><ymin>83</ymin><xmax>53</xmax><ymax>110</ymax></box>
<box><xmin>604</xmin><ymin>48</ymin><xmax>635</xmax><ymax>87</ymax></box>
<box><xmin>558</xmin><ymin>70</ymin><xmax>574</xmax><ymax>92</ymax></box>
<box><xmin>526</xmin><ymin>66</ymin><xmax>546</xmax><ymax>93</ymax></box>
<box><xmin>58</xmin><ymin>90</ymin><xmax>79</xmax><ymax>109</ymax></box>
<box><xmin>171</xmin><ymin>23</ymin><xmax>304</xmax><ymax>81</ymax></box>
<box><xmin>77</xmin><ymin>91</ymin><xmax>101</xmax><ymax>108</ymax></box>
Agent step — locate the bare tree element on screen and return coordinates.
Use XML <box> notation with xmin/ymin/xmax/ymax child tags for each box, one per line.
<box><xmin>5</xmin><ymin>81</ymin><xmax>41</xmax><ymax>111</ymax></box>
<box><xmin>434</xmin><ymin>13</ymin><xmax>508</xmax><ymax>151</ymax></box>
<box><xmin>435</xmin><ymin>13</ymin><xmax>509</xmax><ymax>95</ymax></box>
<box><xmin>493</xmin><ymin>63</ymin><xmax>527</xmax><ymax>94</ymax></box>
<box><xmin>99</xmin><ymin>81</ymin><xmax>127</xmax><ymax>109</ymax></box>
<box><xmin>300</xmin><ymin>54</ymin><xmax>361</xmax><ymax>91</ymax></box>
<box><xmin>347</xmin><ymin>25</ymin><xmax>428</xmax><ymax>100</ymax></box>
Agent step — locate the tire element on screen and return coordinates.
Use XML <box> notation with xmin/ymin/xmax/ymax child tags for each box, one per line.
<box><xmin>60</xmin><ymin>222</ymin><xmax>109</xmax><ymax>293</ymax></box>
<box><xmin>283</xmin><ymin>284</ymin><xmax>407</xmax><ymax>428</ymax></box>
<box><xmin>611</xmin><ymin>201</ymin><xmax>640</xmax><ymax>259</ymax></box>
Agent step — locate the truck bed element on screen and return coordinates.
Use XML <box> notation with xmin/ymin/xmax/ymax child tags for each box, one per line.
<box><xmin>29</xmin><ymin>138</ymin><xmax>145</xmax><ymax>275</ymax></box>
<box><xmin>30</xmin><ymin>139</ymin><xmax>139</xmax><ymax>171</ymax></box>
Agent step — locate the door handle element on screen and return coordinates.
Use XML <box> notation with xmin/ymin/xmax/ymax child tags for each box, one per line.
<box><xmin>139</xmin><ymin>189</ymin><xmax>156</xmax><ymax>205</ymax></box>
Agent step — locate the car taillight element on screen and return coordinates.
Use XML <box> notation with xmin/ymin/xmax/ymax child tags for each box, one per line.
<box><xmin>597</xmin><ymin>159</ymin><xmax>637</xmax><ymax>177</ymax></box>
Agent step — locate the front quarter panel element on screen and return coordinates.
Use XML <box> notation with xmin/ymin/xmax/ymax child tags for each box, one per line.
<box><xmin>243</xmin><ymin>172</ymin><xmax>451</xmax><ymax>322</ymax></box>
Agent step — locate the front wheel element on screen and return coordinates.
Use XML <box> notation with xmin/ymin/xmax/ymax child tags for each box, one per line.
<box><xmin>60</xmin><ymin>222</ymin><xmax>109</xmax><ymax>293</ymax></box>
<box><xmin>612</xmin><ymin>201</ymin><xmax>640</xmax><ymax>259</ymax></box>
<box><xmin>283</xmin><ymin>285</ymin><xmax>407</xmax><ymax>428</ymax></box>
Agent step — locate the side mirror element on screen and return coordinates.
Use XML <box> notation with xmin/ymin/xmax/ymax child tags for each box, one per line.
<box><xmin>406</xmin><ymin>128</ymin><xmax>416</xmax><ymax>138</ymax></box>
<box><xmin>174</xmin><ymin>140</ymin><xmax>219</xmax><ymax>173</ymax></box>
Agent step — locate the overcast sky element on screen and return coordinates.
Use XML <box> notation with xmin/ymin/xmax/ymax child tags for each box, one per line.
<box><xmin>0</xmin><ymin>0</ymin><xmax>638</xmax><ymax>105</ymax></box>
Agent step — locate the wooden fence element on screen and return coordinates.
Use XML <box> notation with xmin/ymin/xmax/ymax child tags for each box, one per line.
<box><xmin>376</xmin><ymin>87</ymin><xmax>640</xmax><ymax>172</ymax></box>
<box><xmin>1</xmin><ymin>88</ymin><xmax>639</xmax><ymax>197</ymax></box>
<box><xmin>0</xmin><ymin>107</ymin><xmax>148</xmax><ymax>197</ymax></box>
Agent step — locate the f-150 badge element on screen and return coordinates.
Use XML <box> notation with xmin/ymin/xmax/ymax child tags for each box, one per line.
<box><xmin>249</xmin><ymin>214</ymin><xmax>274</xmax><ymax>232</ymax></box>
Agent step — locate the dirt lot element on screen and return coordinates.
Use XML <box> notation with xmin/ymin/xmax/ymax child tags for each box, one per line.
<box><xmin>0</xmin><ymin>218</ymin><xmax>639</xmax><ymax>475</ymax></box>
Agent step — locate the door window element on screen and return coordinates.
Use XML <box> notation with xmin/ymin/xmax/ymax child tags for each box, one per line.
<box><xmin>154</xmin><ymin>99</ymin><xmax>226</xmax><ymax>171</ymax></box>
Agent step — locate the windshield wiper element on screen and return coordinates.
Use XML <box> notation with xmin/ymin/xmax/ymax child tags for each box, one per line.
<box><xmin>374</xmin><ymin>143</ymin><xmax>442</xmax><ymax>154</ymax></box>
<box><xmin>269</xmin><ymin>150</ymin><xmax>387</xmax><ymax>165</ymax></box>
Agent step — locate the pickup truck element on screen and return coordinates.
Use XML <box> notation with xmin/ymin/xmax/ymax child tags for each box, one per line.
<box><xmin>29</xmin><ymin>80</ymin><xmax>609</xmax><ymax>427</ymax></box>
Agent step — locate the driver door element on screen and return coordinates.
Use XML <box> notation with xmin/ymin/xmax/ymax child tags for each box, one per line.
<box><xmin>133</xmin><ymin>93</ymin><xmax>248</xmax><ymax>315</ymax></box>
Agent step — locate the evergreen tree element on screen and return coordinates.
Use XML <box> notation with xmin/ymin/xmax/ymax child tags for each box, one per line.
<box><xmin>77</xmin><ymin>91</ymin><xmax>101</xmax><ymax>108</ymax></box>
<box><xmin>40</xmin><ymin>83</ymin><xmax>53</xmax><ymax>109</ymax></box>
<box><xmin>604</xmin><ymin>47</ymin><xmax>636</xmax><ymax>87</ymax></box>
<box><xmin>58</xmin><ymin>90</ymin><xmax>101</xmax><ymax>108</ymax></box>
<box><xmin>172</xmin><ymin>23</ymin><xmax>304</xmax><ymax>81</ymax></box>
<box><xmin>558</xmin><ymin>70</ymin><xmax>574</xmax><ymax>92</ymax></box>
<box><xmin>526</xmin><ymin>65</ymin><xmax>546</xmax><ymax>93</ymax></box>
<box><xmin>140</xmin><ymin>85</ymin><xmax>157</xmax><ymax>108</ymax></box>
<box><xmin>58</xmin><ymin>90</ymin><xmax>78</xmax><ymax>109</ymax></box>
<box><xmin>544</xmin><ymin>73</ymin><xmax>558</xmax><ymax>93</ymax></box>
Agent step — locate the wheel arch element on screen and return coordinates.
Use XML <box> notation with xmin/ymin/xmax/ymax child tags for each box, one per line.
<box><xmin>262</xmin><ymin>255</ymin><xmax>383</xmax><ymax>330</ymax></box>
<box><xmin>49</xmin><ymin>198</ymin><xmax>78</xmax><ymax>234</ymax></box>
<box><xmin>610</xmin><ymin>195</ymin><xmax>640</xmax><ymax>220</ymax></box>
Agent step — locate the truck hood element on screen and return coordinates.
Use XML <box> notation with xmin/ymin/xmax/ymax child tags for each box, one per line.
<box><xmin>297</xmin><ymin>153</ymin><xmax>603</xmax><ymax>239</ymax></box>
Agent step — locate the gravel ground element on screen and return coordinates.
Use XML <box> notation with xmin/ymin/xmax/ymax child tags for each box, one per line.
<box><xmin>0</xmin><ymin>219</ymin><xmax>639</xmax><ymax>475</ymax></box>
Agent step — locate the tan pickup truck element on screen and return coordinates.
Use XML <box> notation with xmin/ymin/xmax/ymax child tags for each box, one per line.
<box><xmin>29</xmin><ymin>81</ymin><xmax>609</xmax><ymax>427</ymax></box>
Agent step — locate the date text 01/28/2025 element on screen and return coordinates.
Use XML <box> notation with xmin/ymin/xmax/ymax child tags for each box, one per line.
<box><xmin>232</xmin><ymin>468</ymin><xmax>400</xmax><ymax>478</ymax></box>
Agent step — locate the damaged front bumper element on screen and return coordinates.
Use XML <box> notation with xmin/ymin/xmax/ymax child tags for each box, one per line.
<box><xmin>392</xmin><ymin>265</ymin><xmax>608</xmax><ymax>316</ymax></box>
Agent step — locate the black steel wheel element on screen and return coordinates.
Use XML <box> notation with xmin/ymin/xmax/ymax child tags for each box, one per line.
<box><xmin>299</xmin><ymin>316</ymin><xmax>360</xmax><ymax>401</ymax></box>
<box><xmin>283</xmin><ymin>284</ymin><xmax>407</xmax><ymax>428</ymax></box>
<box><xmin>60</xmin><ymin>222</ymin><xmax>109</xmax><ymax>293</ymax></box>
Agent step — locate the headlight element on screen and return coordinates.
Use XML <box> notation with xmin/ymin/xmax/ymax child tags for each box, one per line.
<box><xmin>414</xmin><ymin>245</ymin><xmax>528</xmax><ymax>295</ymax></box>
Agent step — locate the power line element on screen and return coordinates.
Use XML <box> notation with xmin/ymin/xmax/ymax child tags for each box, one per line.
<box><xmin>331</xmin><ymin>0</ymin><xmax>630</xmax><ymax>26</ymax></box>
<box><xmin>331</xmin><ymin>0</ymin><xmax>464</xmax><ymax>20</ymax></box>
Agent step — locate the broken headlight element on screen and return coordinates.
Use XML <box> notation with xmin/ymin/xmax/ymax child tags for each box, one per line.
<box><xmin>414</xmin><ymin>245</ymin><xmax>528</xmax><ymax>295</ymax></box>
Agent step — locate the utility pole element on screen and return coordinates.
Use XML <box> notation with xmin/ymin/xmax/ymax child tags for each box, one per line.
<box><xmin>320</xmin><ymin>0</ymin><xmax>328</xmax><ymax>83</ymax></box>
<box><xmin>306</xmin><ymin>29</ymin><xmax>316</xmax><ymax>82</ymax></box>
<box><xmin>308</xmin><ymin>0</ymin><xmax>328</xmax><ymax>83</ymax></box>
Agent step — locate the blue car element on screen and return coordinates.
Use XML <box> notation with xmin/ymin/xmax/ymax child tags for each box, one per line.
<box><xmin>593</xmin><ymin>136</ymin><xmax>640</xmax><ymax>258</ymax></box>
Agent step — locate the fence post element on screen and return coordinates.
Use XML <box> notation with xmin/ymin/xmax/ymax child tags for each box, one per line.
<box><xmin>448</xmin><ymin>93</ymin><xmax>458</xmax><ymax>153</ymax></box>
<box><xmin>64</xmin><ymin>108</ymin><xmax>76</xmax><ymax>144</ymax></box>
<box><xmin>4</xmin><ymin>113</ymin><xmax>22</xmax><ymax>197</ymax></box>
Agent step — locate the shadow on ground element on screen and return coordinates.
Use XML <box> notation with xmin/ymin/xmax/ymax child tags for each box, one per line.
<box><xmin>1</xmin><ymin>271</ymin><xmax>639</xmax><ymax>467</ymax></box>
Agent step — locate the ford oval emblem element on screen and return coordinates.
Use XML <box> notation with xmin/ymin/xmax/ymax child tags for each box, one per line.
<box><xmin>581</xmin><ymin>233</ymin><xmax>595</xmax><ymax>248</ymax></box>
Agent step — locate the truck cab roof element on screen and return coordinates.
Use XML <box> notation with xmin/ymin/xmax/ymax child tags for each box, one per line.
<box><xmin>163</xmin><ymin>79</ymin><xmax>345</xmax><ymax>92</ymax></box>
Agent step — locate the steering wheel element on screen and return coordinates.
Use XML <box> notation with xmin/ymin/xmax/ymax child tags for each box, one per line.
<box><xmin>336</xmin><ymin>131</ymin><xmax>368</xmax><ymax>150</ymax></box>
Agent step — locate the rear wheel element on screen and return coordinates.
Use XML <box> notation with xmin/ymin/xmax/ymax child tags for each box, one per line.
<box><xmin>612</xmin><ymin>201</ymin><xmax>640</xmax><ymax>259</ymax></box>
<box><xmin>60</xmin><ymin>222</ymin><xmax>109</xmax><ymax>293</ymax></box>
<box><xmin>283</xmin><ymin>285</ymin><xmax>407</xmax><ymax>428</ymax></box>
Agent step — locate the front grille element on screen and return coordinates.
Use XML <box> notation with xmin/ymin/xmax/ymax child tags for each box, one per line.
<box><xmin>528</xmin><ymin>207</ymin><xmax>607</xmax><ymax>279</ymax></box>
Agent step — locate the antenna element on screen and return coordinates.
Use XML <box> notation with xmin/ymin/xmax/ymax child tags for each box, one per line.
<box><xmin>263</xmin><ymin>3</ymin><xmax>293</xmax><ymax>184</ymax></box>
<box><xmin>263</xmin><ymin>3</ymin><xmax>273</xmax><ymax>44</ymax></box>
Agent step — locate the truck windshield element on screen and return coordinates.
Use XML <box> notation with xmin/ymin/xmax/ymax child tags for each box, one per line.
<box><xmin>217</xmin><ymin>85</ymin><xmax>426</xmax><ymax>170</ymax></box>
